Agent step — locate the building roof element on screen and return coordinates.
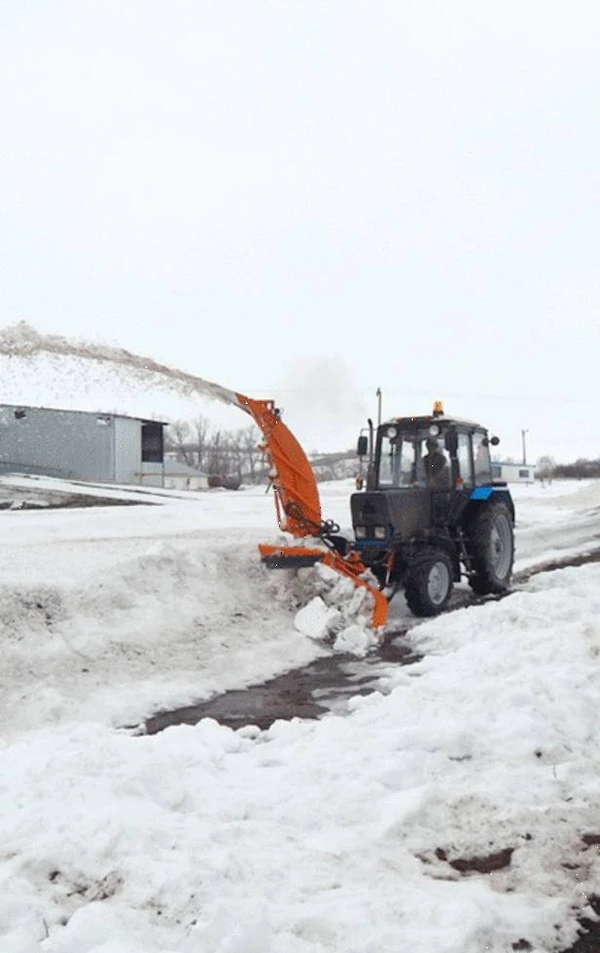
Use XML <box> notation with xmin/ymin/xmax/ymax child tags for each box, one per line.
<box><xmin>383</xmin><ymin>414</ymin><xmax>485</xmax><ymax>431</ymax></box>
<box><xmin>0</xmin><ymin>403</ymin><xmax>169</xmax><ymax>427</ymax></box>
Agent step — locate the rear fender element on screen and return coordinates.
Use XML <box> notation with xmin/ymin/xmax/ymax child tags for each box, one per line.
<box><xmin>468</xmin><ymin>487</ymin><xmax>515</xmax><ymax>523</ymax></box>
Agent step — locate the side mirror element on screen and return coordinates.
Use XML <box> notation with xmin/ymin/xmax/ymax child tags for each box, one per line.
<box><xmin>357</xmin><ymin>435</ymin><xmax>368</xmax><ymax>457</ymax></box>
<box><xmin>490</xmin><ymin>436</ymin><xmax>500</xmax><ymax>446</ymax></box>
<box><xmin>444</xmin><ymin>430</ymin><xmax>458</xmax><ymax>454</ymax></box>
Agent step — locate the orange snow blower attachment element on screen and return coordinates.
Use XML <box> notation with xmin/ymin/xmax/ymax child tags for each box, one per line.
<box><xmin>257</xmin><ymin>543</ymin><xmax>389</xmax><ymax>630</ymax></box>
<box><xmin>235</xmin><ymin>393</ymin><xmax>389</xmax><ymax>632</ymax></box>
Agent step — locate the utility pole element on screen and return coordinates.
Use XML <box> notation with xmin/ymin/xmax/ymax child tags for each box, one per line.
<box><xmin>521</xmin><ymin>429</ymin><xmax>529</xmax><ymax>465</ymax></box>
<box><xmin>376</xmin><ymin>388</ymin><xmax>382</xmax><ymax>427</ymax></box>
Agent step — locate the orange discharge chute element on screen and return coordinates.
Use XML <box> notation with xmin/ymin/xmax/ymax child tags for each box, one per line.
<box><xmin>235</xmin><ymin>394</ymin><xmax>321</xmax><ymax>536</ymax></box>
<box><xmin>235</xmin><ymin>393</ymin><xmax>389</xmax><ymax>631</ymax></box>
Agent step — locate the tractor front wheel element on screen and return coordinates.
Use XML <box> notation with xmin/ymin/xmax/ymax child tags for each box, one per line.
<box><xmin>404</xmin><ymin>548</ymin><xmax>453</xmax><ymax>617</ymax></box>
<box><xmin>467</xmin><ymin>503</ymin><xmax>514</xmax><ymax>595</ymax></box>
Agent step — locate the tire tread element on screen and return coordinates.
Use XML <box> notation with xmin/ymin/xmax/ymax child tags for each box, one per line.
<box><xmin>466</xmin><ymin>502</ymin><xmax>514</xmax><ymax>595</ymax></box>
<box><xmin>404</xmin><ymin>547</ymin><xmax>453</xmax><ymax>617</ymax></box>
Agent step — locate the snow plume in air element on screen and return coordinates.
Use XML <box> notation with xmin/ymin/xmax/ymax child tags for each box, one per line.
<box><xmin>274</xmin><ymin>357</ymin><xmax>370</xmax><ymax>453</ymax></box>
<box><xmin>0</xmin><ymin>321</ymin><xmax>239</xmax><ymax>408</ymax></box>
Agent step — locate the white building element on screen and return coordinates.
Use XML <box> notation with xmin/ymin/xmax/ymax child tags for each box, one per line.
<box><xmin>162</xmin><ymin>459</ymin><xmax>209</xmax><ymax>491</ymax></box>
<box><xmin>492</xmin><ymin>461</ymin><xmax>536</xmax><ymax>484</ymax></box>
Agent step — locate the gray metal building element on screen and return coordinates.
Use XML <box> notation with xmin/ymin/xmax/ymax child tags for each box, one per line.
<box><xmin>0</xmin><ymin>404</ymin><xmax>168</xmax><ymax>486</ymax></box>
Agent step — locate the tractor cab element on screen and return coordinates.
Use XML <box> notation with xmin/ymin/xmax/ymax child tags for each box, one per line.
<box><xmin>372</xmin><ymin>409</ymin><xmax>497</xmax><ymax>493</ymax></box>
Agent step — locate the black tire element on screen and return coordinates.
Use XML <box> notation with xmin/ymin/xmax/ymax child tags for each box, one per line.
<box><xmin>466</xmin><ymin>502</ymin><xmax>514</xmax><ymax>595</ymax></box>
<box><xmin>404</xmin><ymin>548</ymin><xmax>453</xmax><ymax>617</ymax></box>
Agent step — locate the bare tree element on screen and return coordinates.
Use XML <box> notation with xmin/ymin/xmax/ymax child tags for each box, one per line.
<box><xmin>166</xmin><ymin>420</ymin><xmax>193</xmax><ymax>466</ymax></box>
<box><xmin>206</xmin><ymin>429</ymin><xmax>228</xmax><ymax>479</ymax></box>
<box><xmin>240</xmin><ymin>425</ymin><xmax>263</xmax><ymax>483</ymax></box>
<box><xmin>227</xmin><ymin>429</ymin><xmax>247</xmax><ymax>483</ymax></box>
<box><xmin>536</xmin><ymin>455</ymin><xmax>556</xmax><ymax>480</ymax></box>
<box><xmin>191</xmin><ymin>415</ymin><xmax>210</xmax><ymax>471</ymax></box>
<box><xmin>167</xmin><ymin>418</ymin><xmax>268</xmax><ymax>486</ymax></box>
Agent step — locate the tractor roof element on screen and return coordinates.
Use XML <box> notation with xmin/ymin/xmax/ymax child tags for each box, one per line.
<box><xmin>382</xmin><ymin>414</ymin><xmax>486</xmax><ymax>431</ymax></box>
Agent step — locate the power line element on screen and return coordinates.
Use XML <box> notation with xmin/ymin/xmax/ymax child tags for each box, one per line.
<box><xmin>245</xmin><ymin>387</ymin><xmax>593</xmax><ymax>405</ymax></box>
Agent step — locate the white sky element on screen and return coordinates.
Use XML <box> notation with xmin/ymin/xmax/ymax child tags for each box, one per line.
<box><xmin>2</xmin><ymin>1</ymin><xmax>600</xmax><ymax>461</ymax></box>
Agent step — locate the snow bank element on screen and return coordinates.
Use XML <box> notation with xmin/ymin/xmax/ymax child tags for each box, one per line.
<box><xmin>0</xmin><ymin>535</ymin><xmax>330</xmax><ymax>738</ymax></box>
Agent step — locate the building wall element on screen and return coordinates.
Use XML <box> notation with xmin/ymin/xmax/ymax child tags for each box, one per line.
<box><xmin>0</xmin><ymin>405</ymin><xmax>116</xmax><ymax>481</ymax></box>
<box><xmin>114</xmin><ymin>416</ymin><xmax>142</xmax><ymax>484</ymax></box>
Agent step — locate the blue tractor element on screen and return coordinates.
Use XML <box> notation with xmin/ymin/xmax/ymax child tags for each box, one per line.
<box><xmin>351</xmin><ymin>402</ymin><xmax>515</xmax><ymax>616</ymax></box>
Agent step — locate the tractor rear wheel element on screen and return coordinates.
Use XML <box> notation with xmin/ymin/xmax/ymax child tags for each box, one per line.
<box><xmin>467</xmin><ymin>502</ymin><xmax>514</xmax><ymax>595</ymax></box>
<box><xmin>404</xmin><ymin>548</ymin><xmax>453</xmax><ymax>617</ymax></box>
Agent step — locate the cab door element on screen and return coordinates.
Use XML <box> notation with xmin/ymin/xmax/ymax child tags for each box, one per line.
<box><xmin>473</xmin><ymin>430</ymin><xmax>493</xmax><ymax>485</ymax></box>
<box><xmin>456</xmin><ymin>430</ymin><xmax>474</xmax><ymax>489</ymax></box>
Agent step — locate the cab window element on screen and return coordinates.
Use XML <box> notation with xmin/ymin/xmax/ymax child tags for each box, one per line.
<box><xmin>379</xmin><ymin>435</ymin><xmax>417</xmax><ymax>487</ymax></box>
<box><xmin>456</xmin><ymin>432</ymin><xmax>473</xmax><ymax>486</ymax></box>
<box><xmin>473</xmin><ymin>431</ymin><xmax>492</xmax><ymax>485</ymax></box>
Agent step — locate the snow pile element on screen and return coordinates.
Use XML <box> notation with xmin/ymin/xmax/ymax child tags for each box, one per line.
<box><xmin>0</xmin><ymin>478</ymin><xmax>382</xmax><ymax>740</ymax></box>
<box><xmin>1</xmin><ymin>563</ymin><xmax>600</xmax><ymax>951</ymax></box>
<box><xmin>294</xmin><ymin>563</ymin><xmax>378</xmax><ymax>656</ymax></box>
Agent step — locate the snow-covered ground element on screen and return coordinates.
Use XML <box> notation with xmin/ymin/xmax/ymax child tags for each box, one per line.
<box><xmin>1</xmin><ymin>475</ymin><xmax>600</xmax><ymax>952</ymax></box>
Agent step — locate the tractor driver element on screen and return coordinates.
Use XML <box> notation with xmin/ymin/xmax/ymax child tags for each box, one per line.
<box><xmin>422</xmin><ymin>438</ymin><xmax>450</xmax><ymax>489</ymax></box>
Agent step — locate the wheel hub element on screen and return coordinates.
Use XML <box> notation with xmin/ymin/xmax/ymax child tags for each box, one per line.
<box><xmin>427</xmin><ymin>561</ymin><xmax>451</xmax><ymax>605</ymax></box>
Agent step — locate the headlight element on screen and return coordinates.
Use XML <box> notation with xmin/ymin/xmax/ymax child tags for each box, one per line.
<box><xmin>355</xmin><ymin>526</ymin><xmax>366</xmax><ymax>539</ymax></box>
<box><xmin>374</xmin><ymin>526</ymin><xmax>387</xmax><ymax>539</ymax></box>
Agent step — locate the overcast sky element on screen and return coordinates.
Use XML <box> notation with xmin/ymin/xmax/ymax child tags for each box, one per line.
<box><xmin>1</xmin><ymin>1</ymin><xmax>599</xmax><ymax>460</ymax></box>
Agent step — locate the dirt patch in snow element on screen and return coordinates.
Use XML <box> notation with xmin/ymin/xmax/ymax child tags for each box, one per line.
<box><xmin>559</xmin><ymin>895</ymin><xmax>600</xmax><ymax>952</ymax></box>
<box><xmin>434</xmin><ymin>845</ymin><xmax>515</xmax><ymax>874</ymax></box>
<box><xmin>0</xmin><ymin>487</ymin><xmax>149</xmax><ymax>510</ymax></box>
<box><xmin>144</xmin><ymin>639</ymin><xmax>420</xmax><ymax>734</ymax></box>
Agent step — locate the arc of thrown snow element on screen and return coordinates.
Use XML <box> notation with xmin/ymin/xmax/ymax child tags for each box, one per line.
<box><xmin>0</xmin><ymin>321</ymin><xmax>239</xmax><ymax>407</ymax></box>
